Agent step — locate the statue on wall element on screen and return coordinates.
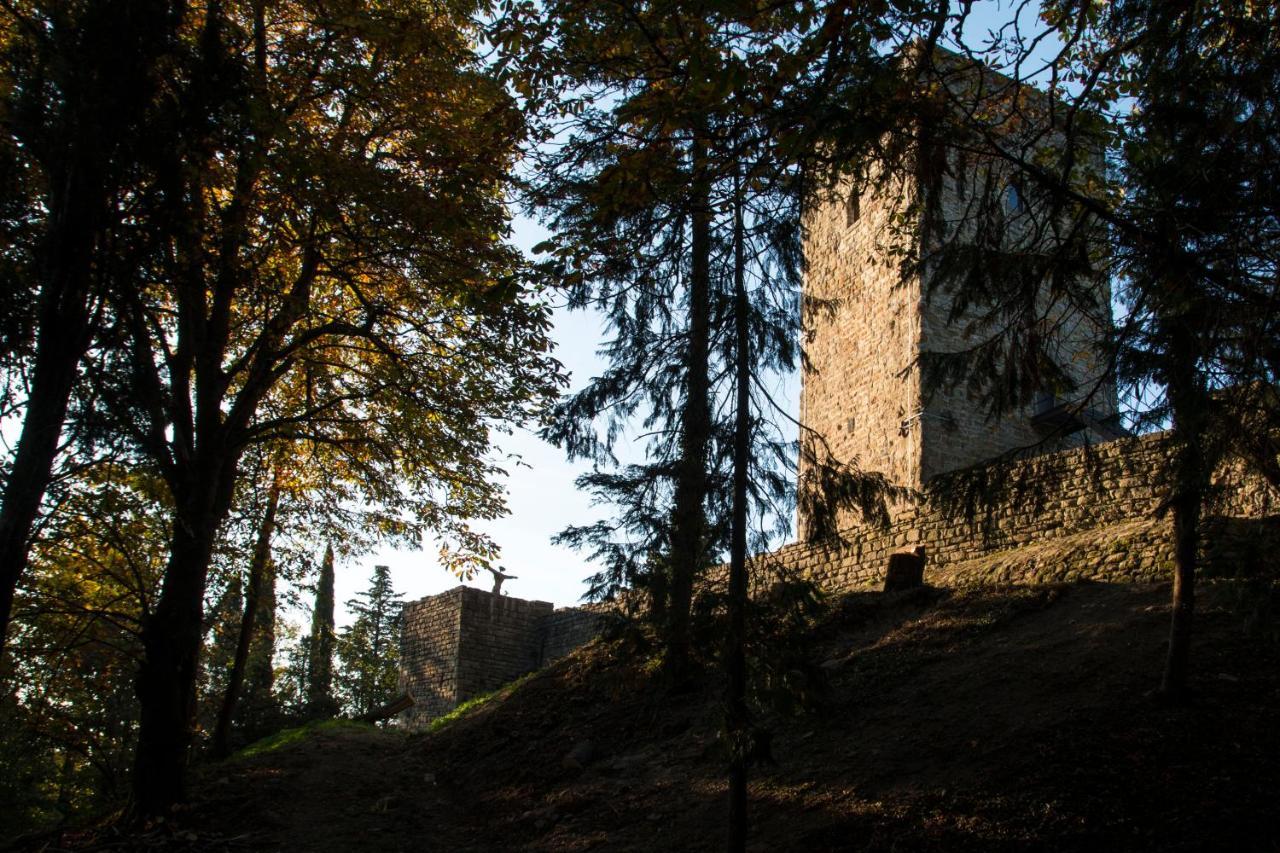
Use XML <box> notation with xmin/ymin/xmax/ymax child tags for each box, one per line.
<box><xmin>484</xmin><ymin>565</ymin><xmax>517</xmax><ymax>598</ymax></box>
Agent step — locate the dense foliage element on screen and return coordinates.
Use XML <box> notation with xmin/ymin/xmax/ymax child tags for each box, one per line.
<box><xmin>0</xmin><ymin>0</ymin><xmax>561</xmax><ymax>831</ymax></box>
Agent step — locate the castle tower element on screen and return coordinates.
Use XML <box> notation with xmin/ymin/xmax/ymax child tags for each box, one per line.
<box><xmin>799</xmin><ymin>93</ymin><xmax>1121</xmax><ymax>533</ymax></box>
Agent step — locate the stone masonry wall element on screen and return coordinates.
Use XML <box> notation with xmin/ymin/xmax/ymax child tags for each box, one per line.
<box><xmin>764</xmin><ymin>432</ymin><xmax>1277</xmax><ymax>593</ymax></box>
<box><xmin>799</xmin><ymin>168</ymin><xmax>923</xmax><ymax>516</ymax></box>
<box><xmin>454</xmin><ymin>587</ymin><xmax>553</xmax><ymax>703</ymax></box>
<box><xmin>398</xmin><ymin>589</ymin><xmax>462</xmax><ymax>726</ymax></box>
<box><xmin>916</xmin><ymin>91</ymin><xmax>1118</xmax><ymax>485</ymax></box>
<box><xmin>399</xmin><ymin>586</ymin><xmax>609</xmax><ymax>729</ymax></box>
<box><xmin>540</xmin><ymin>607</ymin><xmax>610</xmax><ymax>665</ymax></box>
<box><xmin>800</xmin><ymin>86</ymin><xmax>1120</xmax><ymax>535</ymax></box>
<box><xmin>399</xmin><ymin>436</ymin><xmax>1276</xmax><ymax>730</ymax></box>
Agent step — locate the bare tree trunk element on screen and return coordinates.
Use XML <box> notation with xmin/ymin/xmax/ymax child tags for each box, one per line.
<box><xmin>132</xmin><ymin>438</ymin><xmax>243</xmax><ymax>818</ymax></box>
<box><xmin>1162</xmin><ymin>478</ymin><xmax>1200</xmax><ymax>699</ymax></box>
<box><xmin>0</xmin><ymin>317</ymin><xmax>90</xmax><ymax>659</ymax></box>
<box><xmin>648</xmin><ymin>557</ymin><xmax>669</xmax><ymax>629</ymax></box>
<box><xmin>726</xmin><ymin>169</ymin><xmax>750</xmax><ymax>853</ymax></box>
<box><xmin>211</xmin><ymin>474</ymin><xmax>280</xmax><ymax>758</ymax></box>
<box><xmin>666</xmin><ymin>135</ymin><xmax>713</xmax><ymax>685</ymax></box>
<box><xmin>1159</xmin><ymin>311</ymin><xmax>1209</xmax><ymax>701</ymax></box>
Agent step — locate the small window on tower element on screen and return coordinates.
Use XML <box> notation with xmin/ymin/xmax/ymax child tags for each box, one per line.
<box><xmin>846</xmin><ymin>190</ymin><xmax>860</xmax><ymax>226</ymax></box>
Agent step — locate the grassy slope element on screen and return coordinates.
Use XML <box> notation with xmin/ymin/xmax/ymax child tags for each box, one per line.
<box><xmin>25</xmin><ymin>580</ymin><xmax>1280</xmax><ymax>852</ymax></box>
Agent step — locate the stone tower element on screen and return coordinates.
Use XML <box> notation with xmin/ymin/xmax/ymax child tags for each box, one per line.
<box><xmin>799</xmin><ymin>119</ymin><xmax>1121</xmax><ymax>532</ymax></box>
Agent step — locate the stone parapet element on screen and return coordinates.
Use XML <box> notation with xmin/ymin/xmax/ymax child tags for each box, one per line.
<box><xmin>764</xmin><ymin>432</ymin><xmax>1276</xmax><ymax>592</ymax></box>
<box><xmin>398</xmin><ymin>586</ymin><xmax>606</xmax><ymax>729</ymax></box>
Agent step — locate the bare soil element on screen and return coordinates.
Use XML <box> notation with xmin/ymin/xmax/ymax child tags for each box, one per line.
<box><xmin>25</xmin><ymin>581</ymin><xmax>1280</xmax><ymax>852</ymax></box>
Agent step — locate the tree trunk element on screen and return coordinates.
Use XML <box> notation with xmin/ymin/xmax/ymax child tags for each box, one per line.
<box><xmin>0</xmin><ymin>167</ymin><xmax>99</xmax><ymax>661</ymax></box>
<box><xmin>647</xmin><ymin>557</ymin><xmax>669</xmax><ymax>630</ymax></box>
<box><xmin>0</xmin><ymin>0</ymin><xmax>175</xmax><ymax>661</ymax></box>
<box><xmin>1162</xmin><ymin>474</ymin><xmax>1200</xmax><ymax>699</ymax></box>
<box><xmin>211</xmin><ymin>474</ymin><xmax>280</xmax><ymax>758</ymax></box>
<box><xmin>0</xmin><ymin>325</ymin><xmax>89</xmax><ymax>658</ymax></box>
<box><xmin>726</xmin><ymin>169</ymin><xmax>750</xmax><ymax>853</ymax></box>
<box><xmin>132</xmin><ymin>508</ymin><xmax>221</xmax><ymax>817</ymax></box>
<box><xmin>1159</xmin><ymin>309</ymin><xmax>1208</xmax><ymax>701</ymax></box>
<box><xmin>665</xmin><ymin>136</ymin><xmax>713</xmax><ymax>684</ymax></box>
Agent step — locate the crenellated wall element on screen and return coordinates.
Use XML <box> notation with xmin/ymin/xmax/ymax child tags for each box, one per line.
<box><xmin>398</xmin><ymin>587</ymin><xmax>610</xmax><ymax>729</ymax></box>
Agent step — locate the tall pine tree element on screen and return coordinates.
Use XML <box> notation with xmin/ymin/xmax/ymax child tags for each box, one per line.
<box><xmin>336</xmin><ymin>565</ymin><xmax>403</xmax><ymax>718</ymax></box>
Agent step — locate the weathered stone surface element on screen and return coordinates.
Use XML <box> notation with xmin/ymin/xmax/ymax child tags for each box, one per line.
<box><xmin>398</xmin><ymin>589</ymin><xmax>462</xmax><ymax>724</ymax></box>
<box><xmin>764</xmin><ymin>432</ymin><xmax>1277</xmax><ymax>594</ymax></box>
<box><xmin>398</xmin><ymin>587</ymin><xmax>611</xmax><ymax>730</ymax></box>
<box><xmin>798</xmin><ymin>144</ymin><xmax>1118</xmax><ymax>535</ymax></box>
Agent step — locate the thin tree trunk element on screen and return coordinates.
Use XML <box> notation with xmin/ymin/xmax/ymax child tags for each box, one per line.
<box><xmin>0</xmin><ymin>327</ymin><xmax>88</xmax><ymax>657</ymax></box>
<box><xmin>211</xmin><ymin>474</ymin><xmax>280</xmax><ymax>758</ymax></box>
<box><xmin>666</xmin><ymin>135</ymin><xmax>713</xmax><ymax>684</ymax></box>
<box><xmin>1162</xmin><ymin>478</ymin><xmax>1200</xmax><ymax>698</ymax></box>
<box><xmin>648</xmin><ymin>558</ymin><xmax>669</xmax><ymax>629</ymax></box>
<box><xmin>1159</xmin><ymin>311</ymin><xmax>1208</xmax><ymax>701</ymax></box>
<box><xmin>726</xmin><ymin>168</ymin><xmax>750</xmax><ymax>853</ymax></box>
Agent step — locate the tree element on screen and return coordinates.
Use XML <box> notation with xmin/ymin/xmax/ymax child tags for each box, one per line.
<box><xmin>1</xmin><ymin>461</ymin><xmax>167</xmax><ymax>833</ymax></box>
<box><xmin>499</xmin><ymin>3</ymin><xmax>931</xmax><ymax>847</ymax></box>
<box><xmin>1101</xmin><ymin>0</ymin><xmax>1280</xmax><ymax>697</ymax></box>
<box><xmin>887</xmin><ymin>1</ymin><xmax>1280</xmax><ymax>700</ymax></box>
<box><xmin>84</xmin><ymin>0</ymin><xmax>560</xmax><ymax>816</ymax></box>
<box><xmin>305</xmin><ymin>544</ymin><xmax>337</xmax><ymax>718</ymax></box>
<box><xmin>0</xmin><ymin>0</ymin><xmax>176</xmax><ymax>660</ymax></box>
<box><xmin>336</xmin><ymin>565</ymin><xmax>402</xmax><ymax>717</ymax></box>
<box><xmin>211</xmin><ymin>470</ymin><xmax>280</xmax><ymax>757</ymax></box>
<box><xmin>502</xmin><ymin>0</ymin><xmax>722</xmax><ymax>682</ymax></box>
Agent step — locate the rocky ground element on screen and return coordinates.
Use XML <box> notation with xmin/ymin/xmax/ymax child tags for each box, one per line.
<box><xmin>18</xmin><ymin>580</ymin><xmax>1280</xmax><ymax>852</ymax></box>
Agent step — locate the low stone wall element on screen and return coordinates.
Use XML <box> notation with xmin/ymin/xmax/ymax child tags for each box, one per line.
<box><xmin>541</xmin><ymin>607</ymin><xmax>610</xmax><ymax>664</ymax></box>
<box><xmin>763</xmin><ymin>432</ymin><xmax>1277</xmax><ymax>593</ymax></box>
<box><xmin>400</xmin><ymin>432</ymin><xmax>1278</xmax><ymax>729</ymax></box>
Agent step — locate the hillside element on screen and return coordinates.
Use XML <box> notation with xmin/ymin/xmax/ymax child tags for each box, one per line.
<box><xmin>31</xmin><ymin>580</ymin><xmax>1280</xmax><ymax>852</ymax></box>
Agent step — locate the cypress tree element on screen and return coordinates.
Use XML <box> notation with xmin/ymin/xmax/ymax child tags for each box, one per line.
<box><xmin>305</xmin><ymin>544</ymin><xmax>337</xmax><ymax>718</ymax></box>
